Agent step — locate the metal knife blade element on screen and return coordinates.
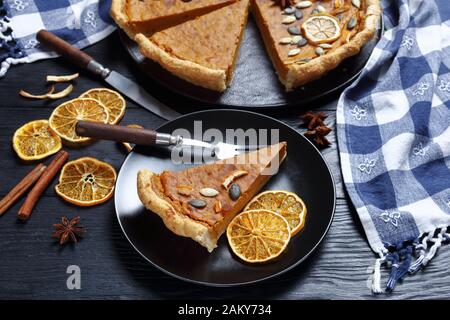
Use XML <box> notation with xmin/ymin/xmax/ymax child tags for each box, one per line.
<box><xmin>105</xmin><ymin>71</ymin><xmax>181</xmax><ymax>121</ymax></box>
<box><xmin>35</xmin><ymin>30</ymin><xmax>181</xmax><ymax>121</ymax></box>
<box><xmin>180</xmin><ymin>138</ymin><xmax>215</xmax><ymax>149</ymax></box>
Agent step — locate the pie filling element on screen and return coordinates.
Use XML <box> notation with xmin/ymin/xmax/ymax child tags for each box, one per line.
<box><xmin>126</xmin><ymin>0</ymin><xmax>237</xmax><ymax>32</ymax></box>
<box><xmin>146</xmin><ymin>0</ymin><xmax>250</xmax><ymax>80</ymax></box>
<box><xmin>151</xmin><ymin>143</ymin><xmax>287</xmax><ymax>227</ymax></box>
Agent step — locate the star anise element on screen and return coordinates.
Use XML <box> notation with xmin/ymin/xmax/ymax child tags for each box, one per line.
<box><xmin>304</xmin><ymin>125</ymin><xmax>332</xmax><ymax>146</ymax></box>
<box><xmin>52</xmin><ymin>216</ymin><xmax>85</xmax><ymax>245</ymax></box>
<box><xmin>300</xmin><ymin>111</ymin><xmax>328</xmax><ymax>130</ymax></box>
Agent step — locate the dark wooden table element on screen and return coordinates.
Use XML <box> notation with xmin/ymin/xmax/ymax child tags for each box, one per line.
<box><xmin>1</xmin><ymin>31</ymin><xmax>448</xmax><ymax>300</ymax></box>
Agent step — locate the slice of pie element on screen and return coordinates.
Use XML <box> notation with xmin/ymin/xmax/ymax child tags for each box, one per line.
<box><xmin>134</xmin><ymin>0</ymin><xmax>250</xmax><ymax>91</ymax></box>
<box><xmin>137</xmin><ymin>142</ymin><xmax>287</xmax><ymax>252</ymax></box>
<box><xmin>252</xmin><ymin>0</ymin><xmax>381</xmax><ymax>90</ymax></box>
<box><xmin>111</xmin><ymin>0</ymin><xmax>236</xmax><ymax>36</ymax></box>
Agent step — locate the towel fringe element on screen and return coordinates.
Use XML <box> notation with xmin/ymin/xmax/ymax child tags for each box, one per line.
<box><xmin>371</xmin><ymin>252</ymin><xmax>386</xmax><ymax>294</ymax></box>
<box><xmin>371</xmin><ymin>226</ymin><xmax>450</xmax><ymax>293</ymax></box>
<box><xmin>0</xmin><ymin>2</ymin><xmax>27</xmax><ymax>77</ymax></box>
<box><xmin>408</xmin><ymin>235</ymin><xmax>429</xmax><ymax>274</ymax></box>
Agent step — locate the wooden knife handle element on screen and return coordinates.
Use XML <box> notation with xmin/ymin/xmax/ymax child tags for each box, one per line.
<box><xmin>76</xmin><ymin>121</ymin><xmax>157</xmax><ymax>146</ymax></box>
<box><xmin>36</xmin><ymin>30</ymin><xmax>110</xmax><ymax>78</ymax></box>
<box><xmin>37</xmin><ymin>30</ymin><xmax>92</xmax><ymax>69</ymax></box>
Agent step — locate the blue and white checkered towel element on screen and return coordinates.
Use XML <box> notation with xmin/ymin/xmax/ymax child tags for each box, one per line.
<box><xmin>337</xmin><ymin>0</ymin><xmax>450</xmax><ymax>293</ymax></box>
<box><xmin>0</xmin><ymin>0</ymin><xmax>115</xmax><ymax>77</ymax></box>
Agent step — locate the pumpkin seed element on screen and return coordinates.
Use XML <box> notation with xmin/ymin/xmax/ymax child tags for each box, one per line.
<box><xmin>316</xmin><ymin>5</ymin><xmax>326</xmax><ymax>12</ymax></box>
<box><xmin>297</xmin><ymin>58</ymin><xmax>312</xmax><ymax>64</ymax></box>
<box><xmin>282</xmin><ymin>15</ymin><xmax>296</xmax><ymax>24</ymax></box>
<box><xmin>291</xmin><ymin>35</ymin><xmax>302</xmax><ymax>44</ymax></box>
<box><xmin>315</xmin><ymin>47</ymin><xmax>324</xmax><ymax>56</ymax></box>
<box><xmin>228</xmin><ymin>183</ymin><xmax>241</xmax><ymax>200</ymax></box>
<box><xmin>296</xmin><ymin>1</ymin><xmax>312</xmax><ymax>8</ymax></box>
<box><xmin>297</xmin><ymin>38</ymin><xmax>308</xmax><ymax>47</ymax></box>
<box><xmin>200</xmin><ymin>187</ymin><xmax>219</xmax><ymax>197</ymax></box>
<box><xmin>294</xmin><ymin>10</ymin><xmax>303</xmax><ymax>20</ymax></box>
<box><xmin>319</xmin><ymin>43</ymin><xmax>333</xmax><ymax>49</ymax></box>
<box><xmin>311</xmin><ymin>9</ymin><xmax>319</xmax><ymax>14</ymax></box>
<box><xmin>284</xmin><ymin>7</ymin><xmax>295</xmax><ymax>14</ymax></box>
<box><xmin>288</xmin><ymin>26</ymin><xmax>301</xmax><ymax>35</ymax></box>
<box><xmin>351</xmin><ymin>0</ymin><xmax>361</xmax><ymax>9</ymax></box>
<box><xmin>279</xmin><ymin>37</ymin><xmax>293</xmax><ymax>44</ymax></box>
<box><xmin>288</xmin><ymin>48</ymin><xmax>301</xmax><ymax>56</ymax></box>
<box><xmin>188</xmin><ymin>199</ymin><xmax>207</xmax><ymax>208</ymax></box>
<box><xmin>347</xmin><ymin>17</ymin><xmax>357</xmax><ymax>29</ymax></box>
<box><xmin>336</xmin><ymin>13</ymin><xmax>344</xmax><ymax>21</ymax></box>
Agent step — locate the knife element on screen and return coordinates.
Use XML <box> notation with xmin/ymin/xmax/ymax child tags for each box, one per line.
<box><xmin>36</xmin><ymin>30</ymin><xmax>181</xmax><ymax>121</ymax></box>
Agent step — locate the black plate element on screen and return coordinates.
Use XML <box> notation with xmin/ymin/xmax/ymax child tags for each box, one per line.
<box><xmin>120</xmin><ymin>16</ymin><xmax>382</xmax><ymax>110</ymax></box>
<box><xmin>115</xmin><ymin>110</ymin><xmax>336</xmax><ymax>286</ymax></box>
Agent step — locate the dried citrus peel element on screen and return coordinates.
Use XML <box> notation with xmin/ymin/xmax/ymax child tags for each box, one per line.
<box><xmin>19</xmin><ymin>86</ymin><xmax>55</xmax><ymax>99</ymax></box>
<box><xmin>46</xmin><ymin>84</ymin><xmax>74</xmax><ymax>99</ymax></box>
<box><xmin>222</xmin><ymin>170</ymin><xmax>248</xmax><ymax>189</ymax></box>
<box><xmin>19</xmin><ymin>84</ymin><xmax>73</xmax><ymax>100</ymax></box>
<box><xmin>46</xmin><ymin>73</ymin><xmax>79</xmax><ymax>83</ymax></box>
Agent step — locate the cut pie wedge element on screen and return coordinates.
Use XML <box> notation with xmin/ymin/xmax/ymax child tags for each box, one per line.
<box><xmin>137</xmin><ymin>142</ymin><xmax>287</xmax><ymax>252</ymax></box>
<box><xmin>111</xmin><ymin>0</ymin><xmax>237</xmax><ymax>36</ymax></box>
<box><xmin>134</xmin><ymin>0</ymin><xmax>250</xmax><ymax>91</ymax></box>
<box><xmin>252</xmin><ymin>0</ymin><xmax>380</xmax><ymax>90</ymax></box>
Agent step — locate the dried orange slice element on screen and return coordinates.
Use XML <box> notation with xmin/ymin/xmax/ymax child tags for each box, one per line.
<box><xmin>55</xmin><ymin>157</ymin><xmax>117</xmax><ymax>206</ymax></box>
<box><xmin>80</xmin><ymin>88</ymin><xmax>126</xmax><ymax>124</ymax></box>
<box><xmin>244</xmin><ymin>190</ymin><xmax>307</xmax><ymax>237</ymax></box>
<box><xmin>12</xmin><ymin>120</ymin><xmax>62</xmax><ymax>161</ymax></box>
<box><xmin>49</xmin><ymin>98</ymin><xmax>109</xmax><ymax>143</ymax></box>
<box><xmin>302</xmin><ymin>14</ymin><xmax>341</xmax><ymax>44</ymax></box>
<box><xmin>227</xmin><ymin>209</ymin><xmax>290</xmax><ymax>263</ymax></box>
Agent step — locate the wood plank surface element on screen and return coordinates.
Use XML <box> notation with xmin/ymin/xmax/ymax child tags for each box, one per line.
<box><xmin>0</xmin><ymin>32</ymin><xmax>449</xmax><ymax>300</ymax></box>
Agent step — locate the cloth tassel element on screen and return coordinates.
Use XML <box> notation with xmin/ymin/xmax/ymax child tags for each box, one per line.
<box><xmin>0</xmin><ymin>13</ymin><xmax>27</xmax><ymax>77</ymax></box>
<box><xmin>409</xmin><ymin>228</ymin><xmax>449</xmax><ymax>273</ymax></box>
<box><xmin>371</xmin><ymin>255</ymin><xmax>386</xmax><ymax>294</ymax></box>
<box><xmin>409</xmin><ymin>236</ymin><xmax>429</xmax><ymax>274</ymax></box>
<box><xmin>394</xmin><ymin>246</ymin><xmax>412</xmax><ymax>281</ymax></box>
<box><xmin>0</xmin><ymin>57</ymin><xmax>28</xmax><ymax>77</ymax></box>
<box><xmin>423</xmin><ymin>230</ymin><xmax>445</xmax><ymax>265</ymax></box>
<box><xmin>385</xmin><ymin>252</ymin><xmax>399</xmax><ymax>292</ymax></box>
<box><xmin>408</xmin><ymin>254</ymin><xmax>424</xmax><ymax>274</ymax></box>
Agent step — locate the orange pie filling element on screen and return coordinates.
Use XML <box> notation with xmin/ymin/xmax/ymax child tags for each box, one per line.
<box><xmin>126</xmin><ymin>0</ymin><xmax>237</xmax><ymax>33</ymax></box>
<box><xmin>150</xmin><ymin>142</ymin><xmax>287</xmax><ymax>230</ymax></box>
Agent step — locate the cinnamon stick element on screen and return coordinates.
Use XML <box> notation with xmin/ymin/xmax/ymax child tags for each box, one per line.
<box><xmin>18</xmin><ymin>150</ymin><xmax>69</xmax><ymax>221</ymax></box>
<box><xmin>0</xmin><ymin>164</ymin><xmax>47</xmax><ymax>216</ymax></box>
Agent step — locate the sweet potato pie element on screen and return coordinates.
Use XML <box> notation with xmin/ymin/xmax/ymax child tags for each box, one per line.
<box><xmin>111</xmin><ymin>0</ymin><xmax>381</xmax><ymax>91</ymax></box>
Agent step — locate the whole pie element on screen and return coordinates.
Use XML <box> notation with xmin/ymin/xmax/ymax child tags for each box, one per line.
<box><xmin>111</xmin><ymin>0</ymin><xmax>380</xmax><ymax>91</ymax></box>
<box><xmin>137</xmin><ymin>142</ymin><xmax>287</xmax><ymax>252</ymax></box>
